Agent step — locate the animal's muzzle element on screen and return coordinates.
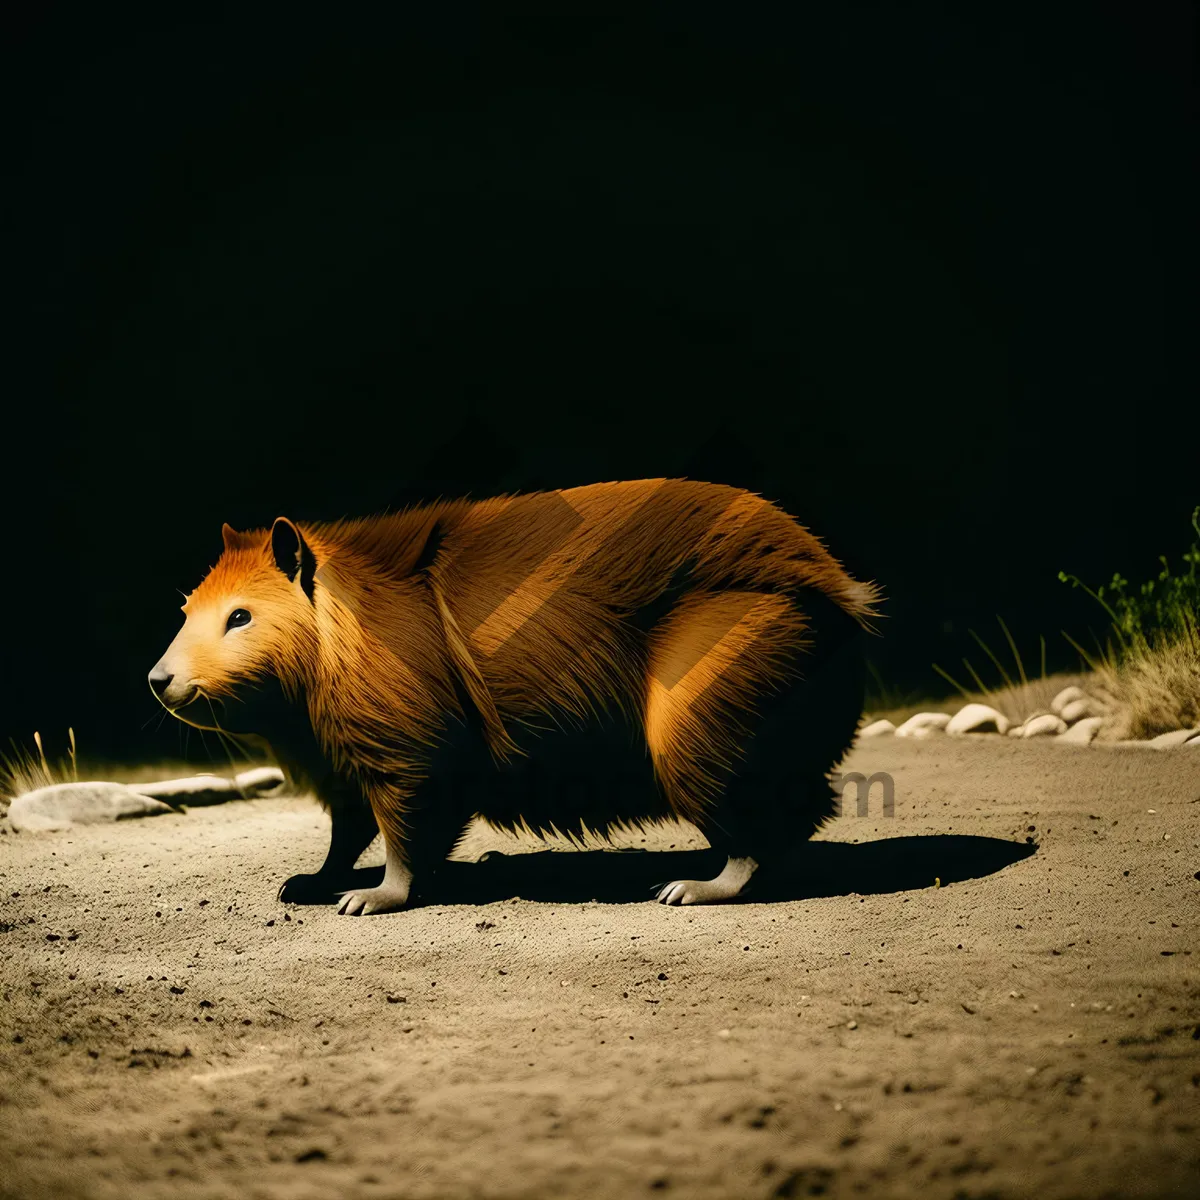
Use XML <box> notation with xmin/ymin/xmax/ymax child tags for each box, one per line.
<box><xmin>148</xmin><ymin>665</ymin><xmax>173</xmax><ymax>699</ymax></box>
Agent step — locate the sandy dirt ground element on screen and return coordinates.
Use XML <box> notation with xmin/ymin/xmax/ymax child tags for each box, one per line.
<box><xmin>1</xmin><ymin>736</ymin><xmax>1198</xmax><ymax>1200</ymax></box>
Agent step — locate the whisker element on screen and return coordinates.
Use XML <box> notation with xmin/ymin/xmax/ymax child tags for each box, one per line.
<box><xmin>201</xmin><ymin>696</ymin><xmax>251</xmax><ymax>790</ymax></box>
<box><xmin>221</xmin><ymin>733</ymin><xmax>247</xmax><ymax>775</ymax></box>
<box><xmin>141</xmin><ymin>707</ymin><xmax>167</xmax><ymax>732</ymax></box>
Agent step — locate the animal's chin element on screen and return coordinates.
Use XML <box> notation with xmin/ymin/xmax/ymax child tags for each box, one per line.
<box><xmin>166</xmin><ymin>692</ymin><xmax>224</xmax><ymax>731</ymax></box>
<box><xmin>167</xmin><ymin>690</ymin><xmax>266</xmax><ymax>737</ymax></box>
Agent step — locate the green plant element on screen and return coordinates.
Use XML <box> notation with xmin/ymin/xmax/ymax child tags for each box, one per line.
<box><xmin>1059</xmin><ymin>506</ymin><xmax>1200</xmax><ymax>657</ymax></box>
<box><xmin>1058</xmin><ymin>507</ymin><xmax>1200</xmax><ymax>739</ymax></box>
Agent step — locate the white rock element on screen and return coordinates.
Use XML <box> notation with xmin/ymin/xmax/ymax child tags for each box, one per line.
<box><xmin>894</xmin><ymin>712</ymin><xmax>952</xmax><ymax>738</ymax></box>
<box><xmin>1059</xmin><ymin>697</ymin><xmax>1098</xmax><ymax>724</ymax></box>
<box><xmin>1050</xmin><ymin>686</ymin><xmax>1087</xmax><ymax>716</ymax></box>
<box><xmin>858</xmin><ymin>719</ymin><xmax>896</xmax><ymax>738</ymax></box>
<box><xmin>132</xmin><ymin>767</ymin><xmax>286</xmax><ymax>806</ymax></box>
<box><xmin>235</xmin><ymin>766</ymin><xmax>286</xmax><ymax>794</ymax></box>
<box><xmin>946</xmin><ymin>703</ymin><xmax>1010</xmax><ymax>736</ymax></box>
<box><xmin>8</xmin><ymin>783</ymin><xmax>178</xmax><ymax>832</ymax></box>
<box><xmin>1020</xmin><ymin>714</ymin><xmax>1068</xmax><ymax>738</ymax></box>
<box><xmin>1056</xmin><ymin>717</ymin><xmax>1104</xmax><ymax>745</ymax></box>
<box><xmin>1147</xmin><ymin>728</ymin><xmax>1200</xmax><ymax>748</ymax></box>
<box><xmin>132</xmin><ymin>774</ymin><xmax>235</xmax><ymax>802</ymax></box>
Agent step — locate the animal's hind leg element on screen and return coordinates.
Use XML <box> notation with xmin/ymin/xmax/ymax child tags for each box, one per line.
<box><xmin>653</xmin><ymin>766</ymin><xmax>838</xmax><ymax>906</ymax></box>
<box><xmin>645</xmin><ymin>586</ymin><xmax>865</xmax><ymax>907</ymax></box>
<box><xmin>652</xmin><ymin>773</ymin><xmax>792</xmax><ymax>905</ymax></box>
<box><xmin>656</xmin><ymin>854</ymin><xmax>758</xmax><ymax>905</ymax></box>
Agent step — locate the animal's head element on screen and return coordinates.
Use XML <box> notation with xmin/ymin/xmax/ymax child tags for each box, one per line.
<box><xmin>148</xmin><ymin>519</ymin><xmax>319</xmax><ymax>733</ymax></box>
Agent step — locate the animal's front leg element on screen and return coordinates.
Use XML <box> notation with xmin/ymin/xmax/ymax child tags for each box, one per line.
<box><xmin>278</xmin><ymin>798</ymin><xmax>379</xmax><ymax>904</ymax></box>
<box><xmin>335</xmin><ymin>775</ymin><xmax>468</xmax><ymax>916</ymax></box>
<box><xmin>336</xmin><ymin>835</ymin><xmax>414</xmax><ymax>916</ymax></box>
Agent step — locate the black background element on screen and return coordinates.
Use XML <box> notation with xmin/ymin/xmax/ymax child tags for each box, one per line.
<box><xmin>6</xmin><ymin>4</ymin><xmax>1196</xmax><ymax>764</ymax></box>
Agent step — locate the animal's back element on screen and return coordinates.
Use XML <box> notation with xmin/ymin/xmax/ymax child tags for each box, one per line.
<box><xmin>416</xmin><ymin>479</ymin><xmax>877</xmax><ymax>723</ymax></box>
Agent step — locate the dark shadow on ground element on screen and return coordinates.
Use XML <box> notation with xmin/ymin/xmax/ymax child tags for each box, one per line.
<box><xmin>288</xmin><ymin>835</ymin><xmax>1037</xmax><ymax>907</ymax></box>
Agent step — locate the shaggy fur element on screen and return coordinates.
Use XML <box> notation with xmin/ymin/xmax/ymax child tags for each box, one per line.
<box><xmin>153</xmin><ymin>479</ymin><xmax>881</xmax><ymax>909</ymax></box>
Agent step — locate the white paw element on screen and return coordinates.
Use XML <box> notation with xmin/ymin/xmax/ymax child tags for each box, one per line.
<box><xmin>656</xmin><ymin>880</ymin><xmax>703</xmax><ymax>905</ymax></box>
<box><xmin>336</xmin><ymin>885</ymin><xmax>409</xmax><ymax>916</ymax></box>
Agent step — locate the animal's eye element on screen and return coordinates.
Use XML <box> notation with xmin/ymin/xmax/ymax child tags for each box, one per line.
<box><xmin>225</xmin><ymin>608</ymin><xmax>252</xmax><ymax>632</ymax></box>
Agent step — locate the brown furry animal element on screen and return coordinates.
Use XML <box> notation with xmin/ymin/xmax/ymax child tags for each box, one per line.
<box><xmin>148</xmin><ymin>479</ymin><xmax>881</xmax><ymax>914</ymax></box>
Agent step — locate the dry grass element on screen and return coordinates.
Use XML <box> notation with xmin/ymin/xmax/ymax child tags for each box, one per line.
<box><xmin>0</xmin><ymin>732</ymin><xmax>75</xmax><ymax>811</ymax></box>
<box><xmin>1057</xmin><ymin>504</ymin><xmax>1200</xmax><ymax>741</ymax></box>
<box><xmin>962</xmin><ymin>671</ymin><xmax>1095</xmax><ymax>726</ymax></box>
<box><xmin>882</xmin><ymin>617</ymin><xmax>1101</xmax><ymax>730</ymax></box>
<box><xmin>864</xmin><ymin>670</ymin><xmax>1095</xmax><ymax>729</ymax></box>
<box><xmin>1</xmin><ymin>727</ymin><xmax>267</xmax><ymax>809</ymax></box>
<box><xmin>1088</xmin><ymin>616</ymin><xmax>1200</xmax><ymax>741</ymax></box>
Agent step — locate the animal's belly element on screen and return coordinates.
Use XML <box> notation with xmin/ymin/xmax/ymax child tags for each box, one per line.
<box><xmin>437</xmin><ymin>709</ymin><xmax>671</xmax><ymax>837</ymax></box>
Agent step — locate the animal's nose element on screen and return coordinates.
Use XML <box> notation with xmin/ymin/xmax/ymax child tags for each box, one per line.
<box><xmin>148</xmin><ymin>665</ymin><xmax>174</xmax><ymax>698</ymax></box>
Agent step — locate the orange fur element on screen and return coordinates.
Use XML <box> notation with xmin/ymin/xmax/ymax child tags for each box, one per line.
<box><xmin>645</xmin><ymin>590</ymin><xmax>811</xmax><ymax>819</ymax></box>
<box><xmin>167</xmin><ymin>480</ymin><xmax>881</xmax><ymax>863</ymax></box>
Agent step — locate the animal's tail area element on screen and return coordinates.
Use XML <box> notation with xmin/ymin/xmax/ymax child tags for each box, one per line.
<box><xmin>693</xmin><ymin>491</ymin><xmax>885</xmax><ymax>634</ymax></box>
<box><xmin>643</xmin><ymin>589</ymin><xmax>810</xmax><ymax>826</ymax></box>
<box><xmin>431</xmin><ymin>588</ymin><xmax>523</xmax><ymax>763</ymax></box>
<box><xmin>836</xmin><ymin>577</ymin><xmax>885</xmax><ymax>634</ymax></box>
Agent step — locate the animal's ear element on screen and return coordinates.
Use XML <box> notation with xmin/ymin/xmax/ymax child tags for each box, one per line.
<box><xmin>271</xmin><ymin>517</ymin><xmax>317</xmax><ymax>600</ymax></box>
<box><xmin>221</xmin><ymin>523</ymin><xmax>240</xmax><ymax>552</ymax></box>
